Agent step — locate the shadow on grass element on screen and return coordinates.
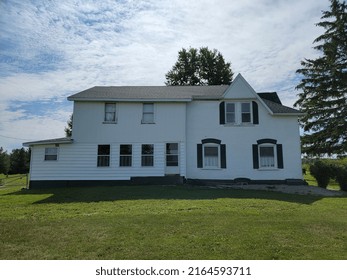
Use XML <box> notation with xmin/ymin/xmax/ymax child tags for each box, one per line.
<box><xmin>5</xmin><ymin>185</ymin><xmax>331</xmax><ymax>205</ymax></box>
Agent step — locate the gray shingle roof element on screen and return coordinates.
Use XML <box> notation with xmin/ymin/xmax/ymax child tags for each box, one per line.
<box><xmin>258</xmin><ymin>92</ymin><xmax>282</xmax><ymax>105</ymax></box>
<box><xmin>68</xmin><ymin>85</ymin><xmax>229</xmax><ymax>101</ymax></box>
<box><xmin>67</xmin><ymin>86</ymin><xmax>302</xmax><ymax>115</ymax></box>
<box><xmin>261</xmin><ymin>98</ymin><xmax>303</xmax><ymax>115</ymax></box>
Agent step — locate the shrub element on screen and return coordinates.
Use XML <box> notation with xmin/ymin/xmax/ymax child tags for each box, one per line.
<box><xmin>331</xmin><ymin>164</ymin><xmax>347</xmax><ymax>191</ymax></box>
<box><xmin>310</xmin><ymin>161</ymin><xmax>331</xmax><ymax>188</ymax></box>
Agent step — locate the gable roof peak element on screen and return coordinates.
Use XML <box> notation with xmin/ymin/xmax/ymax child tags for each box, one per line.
<box><xmin>222</xmin><ymin>73</ymin><xmax>257</xmax><ymax>99</ymax></box>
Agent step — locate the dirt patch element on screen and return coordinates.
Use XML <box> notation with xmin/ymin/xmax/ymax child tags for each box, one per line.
<box><xmin>211</xmin><ymin>184</ymin><xmax>345</xmax><ymax>197</ymax></box>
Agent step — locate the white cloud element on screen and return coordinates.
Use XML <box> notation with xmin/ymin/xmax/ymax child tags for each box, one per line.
<box><xmin>0</xmin><ymin>0</ymin><xmax>331</xmax><ymax>150</ymax></box>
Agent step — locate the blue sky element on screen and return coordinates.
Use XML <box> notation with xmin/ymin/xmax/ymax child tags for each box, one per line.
<box><xmin>0</xmin><ymin>0</ymin><xmax>330</xmax><ymax>151</ymax></box>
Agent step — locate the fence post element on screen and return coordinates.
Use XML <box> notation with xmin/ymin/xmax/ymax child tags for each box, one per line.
<box><xmin>26</xmin><ymin>173</ymin><xmax>29</xmax><ymax>189</ymax></box>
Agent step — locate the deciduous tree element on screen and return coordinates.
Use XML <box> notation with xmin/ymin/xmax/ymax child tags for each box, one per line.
<box><xmin>165</xmin><ymin>47</ymin><xmax>233</xmax><ymax>85</ymax></box>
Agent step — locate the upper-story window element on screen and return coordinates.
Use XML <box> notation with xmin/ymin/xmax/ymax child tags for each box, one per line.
<box><xmin>223</xmin><ymin>102</ymin><xmax>254</xmax><ymax>125</ymax></box>
<box><xmin>104</xmin><ymin>103</ymin><xmax>117</xmax><ymax>123</ymax></box>
<box><xmin>241</xmin><ymin>102</ymin><xmax>251</xmax><ymax>123</ymax></box>
<box><xmin>142</xmin><ymin>103</ymin><xmax>154</xmax><ymax>124</ymax></box>
<box><xmin>226</xmin><ymin>103</ymin><xmax>235</xmax><ymax>123</ymax></box>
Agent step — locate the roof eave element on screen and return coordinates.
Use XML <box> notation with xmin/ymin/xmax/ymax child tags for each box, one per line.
<box><xmin>272</xmin><ymin>112</ymin><xmax>305</xmax><ymax>116</ymax></box>
<box><xmin>23</xmin><ymin>138</ymin><xmax>74</xmax><ymax>147</ymax></box>
<box><xmin>67</xmin><ymin>97</ymin><xmax>193</xmax><ymax>102</ymax></box>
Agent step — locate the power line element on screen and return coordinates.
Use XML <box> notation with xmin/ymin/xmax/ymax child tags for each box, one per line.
<box><xmin>0</xmin><ymin>134</ymin><xmax>34</xmax><ymax>141</ymax></box>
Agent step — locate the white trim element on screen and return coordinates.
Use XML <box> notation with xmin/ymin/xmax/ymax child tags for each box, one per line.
<box><xmin>23</xmin><ymin>138</ymin><xmax>73</xmax><ymax>147</ymax></box>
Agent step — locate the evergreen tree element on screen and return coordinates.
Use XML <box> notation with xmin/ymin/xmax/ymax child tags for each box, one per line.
<box><xmin>9</xmin><ymin>148</ymin><xmax>30</xmax><ymax>174</ymax></box>
<box><xmin>0</xmin><ymin>147</ymin><xmax>10</xmax><ymax>175</ymax></box>
<box><xmin>295</xmin><ymin>0</ymin><xmax>347</xmax><ymax>155</ymax></box>
<box><xmin>165</xmin><ymin>47</ymin><xmax>233</xmax><ymax>85</ymax></box>
<box><xmin>64</xmin><ymin>114</ymin><xmax>73</xmax><ymax>137</ymax></box>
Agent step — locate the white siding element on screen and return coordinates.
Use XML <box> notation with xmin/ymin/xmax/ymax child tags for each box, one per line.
<box><xmin>185</xmin><ymin>100</ymin><xmax>303</xmax><ymax>180</ymax></box>
<box><xmin>72</xmin><ymin>102</ymin><xmax>186</xmax><ymax>143</ymax></box>
<box><xmin>30</xmin><ymin>142</ymin><xmax>187</xmax><ymax>181</ymax></box>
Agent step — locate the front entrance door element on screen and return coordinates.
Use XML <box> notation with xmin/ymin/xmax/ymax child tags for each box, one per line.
<box><xmin>165</xmin><ymin>143</ymin><xmax>179</xmax><ymax>175</ymax></box>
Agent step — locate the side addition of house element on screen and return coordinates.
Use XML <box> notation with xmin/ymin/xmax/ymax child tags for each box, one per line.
<box><xmin>24</xmin><ymin>74</ymin><xmax>304</xmax><ymax>188</ymax></box>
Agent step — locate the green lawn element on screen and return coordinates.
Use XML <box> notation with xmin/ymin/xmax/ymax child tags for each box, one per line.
<box><xmin>0</xmin><ymin>175</ymin><xmax>346</xmax><ymax>260</ymax></box>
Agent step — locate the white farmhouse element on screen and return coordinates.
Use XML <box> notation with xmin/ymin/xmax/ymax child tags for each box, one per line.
<box><xmin>24</xmin><ymin>74</ymin><xmax>304</xmax><ymax>188</ymax></box>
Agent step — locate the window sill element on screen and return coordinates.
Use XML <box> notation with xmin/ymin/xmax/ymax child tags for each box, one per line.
<box><xmin>141</xmin><ymin>122</ymin><xmax>156</xmax><ymax>124</ymax></box>
<box><xmin>258</xmin><ymin>168</ymin><xmax>279</xmax><ymax>171</ymax></box>
<box><xmin>103</xmin><ymin>121</ymin><xmax>117</xmax><ymax>124</ymax></box>
<box><xmin>202</xmin><ymin>167</ymin><xmax>222</xmax><ymax>170</ymax></box>
<box><xmin>223</xmin><ymin>123</ymin><xmax>255</xmax><ymax>127</ymax></box>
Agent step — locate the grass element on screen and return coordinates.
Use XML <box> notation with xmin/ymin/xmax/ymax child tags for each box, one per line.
<box><xmin>0</xmin><ymin>174</ymin><xmax>346</xmax><ymax>260</ymax></box>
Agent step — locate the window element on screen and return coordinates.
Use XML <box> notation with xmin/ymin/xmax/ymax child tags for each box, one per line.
<box><xmin>241</xmin><ymin>102</ymin><xmax>251</xmax><ymax>123</ymax></box>
<box><xmin>166</xmin><ymin>143</ymin><xmax>178</xmax><ymax>166</ymax></box>
<box><xmin>226</xmin><ymin>103</ymin><xmax>235</xmax><ymax>123</ymax></box>
<box><xmin>97</xmin><ymin>145</ymin><xmax>110</xmax><ymax>167</ymax></box>
<box><xmin>223</xmin><ymin>102</ymin><xmax>253</xmax><ymax>124</ymax></box>
<box><xmin>142</xmin><ymin>144</ymin><xmax>154</xmax><ymax>166</ymax></box>
<box><xmin>197</xmin><ymin>139</ymin><xmax>226</xmax><ymax>169</ymax></box>
<box><xmin>252</xmin><ymin>139</ymin><xmax>284</xmax><ymax>169</ymax></box>
<box><xmin>203</xmin><ymin>144</ymin><xmax>220</xmax><ymax>169</ymax></box>
<box><xmin>120</xmin><ymin>145</ymin><xmax>132</xmax><ymax>167</ymax></box>
<box><xmin>104</xmin><ymin>103</ymin><xmax>116</xmax><ymax>122</ymax></box>
<box><xmin>45</xmin><ymin>147</ymin><xmax>58</xmax><ymax>161</ymax></box>
<box><xmin>142</xmin><ymin>103</ymin><xmax>154</xmax><ymax>123</ymax></box>
<box><xmin>259</xmin><ymin>145</ymin><xmax>276</xmax><ymax>168</ymax></box>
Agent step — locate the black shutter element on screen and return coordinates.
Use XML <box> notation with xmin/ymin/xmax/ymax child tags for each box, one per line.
<box><xmin>277</xmin><ymin>144</ymin><xmax>284</xmax><ymax>169</ymax></box>
<box><xmin>220</xmin><ymin>144</ymin><xmax>226</xmax><ymax>169</ymax></box>
<box><xmin>219</xmin><ymin>102</ymin><xmax>225</xmax><ymax>124</ymax></box>
<box><xmin>252</xmin><ymin>101</ymin><xmax>259</xmax><ymax>124</ymax></box>
<box><xmin>197</xmin><ymin>144</ymin><xmax>203</xmax><ymax>168</ymax></box>
<box><xmin>252</xmin><ymin>144</ymin><xmax>259</xmax><ymax>169</ymax></box>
